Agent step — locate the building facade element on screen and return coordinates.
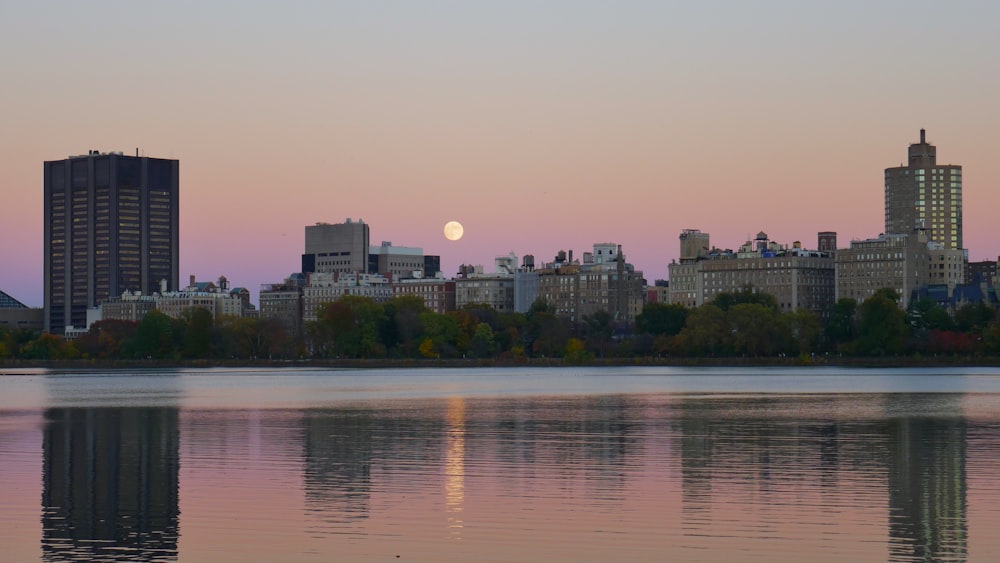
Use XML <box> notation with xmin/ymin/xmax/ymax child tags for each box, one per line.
<box><xmin>302</xmin><ymin>272</ymin><xmax>393</xmax><ymax>322</ymax></box>
<box><xmin>884</xmin><ymin>130</ymin><xmax>963</xmax><ymax>250</ymax></box>
<box><xmin>369</xmin><ymin>241</ymin><xmax>425</xmax><ymax>281</ymax></box>
<box><xmin>259</xmin><ymin>276</ymin><xmax>305</xmax><ymax>339</ymax></box>
<box><xmin>834</xmin><ymin>232</ymin><xmax>929</xmax><ymax>308</ymax></box>
<box><xmin>392</xmin><ymin>278</ymin><xmax>456</xmax><ymax>314</ymax></box>
<box><xmin>535</xmin><ymin>244</ymin><xmax>646</xmax><ymax>327</ymax></box>
<box><xmin>668</xmin><ymin>231</ymin><xmax>836</xmax><ymax>315</ymax></box>
<box><xmin>303</xmin><ymin>219</ymin><xmax>369</xmax><ymax>275</ymax></box>
<box><xmin>44</xmin><ymin>151</ymin><xmax>179</xmax><ymax>335</ymax></box>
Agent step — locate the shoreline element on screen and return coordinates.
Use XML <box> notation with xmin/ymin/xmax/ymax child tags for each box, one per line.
<box><xmin>5</xmin><ymin>355</ymin><xmax>1000</xmax><ymax>371</ymax></box>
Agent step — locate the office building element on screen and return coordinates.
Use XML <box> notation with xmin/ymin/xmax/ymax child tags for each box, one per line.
<box><xmin>303</xmin><ymin>219</ymin><xmax>369</xmax><ymax>275</ymax></box>
<box><xmin>43</xmin><ymin>150</ymin><xmax>179</xmax><ymax>335</ymax></box>
<box><xmin>884</xmin><ymin>130</ymin><xmax>963</xmax><ymax>250</ymax></box>
<box><xmin>369</xmin><ymin>241</ymin><xmax>425</xmax><ymax>281</ymax></box>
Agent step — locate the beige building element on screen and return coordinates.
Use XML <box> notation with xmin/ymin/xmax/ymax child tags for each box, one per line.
<box><xmin>370</xmin><ymin>241</ymin><xmax>425</xmax><ymax>281</ymax></box>
<box><xmin>100</xmin><ymin>291</ymin><xmax>157</xmax><ymax>322</ymax></box>
<box><xmin>304</xmin><ymin>219</ymin><xmax>370</xmax><ymax>275</ymax></box>
<box><xmin>154</xmin><ymin>291</ymin><xmax>244</xmax><ymax>319</ymax></box>
<box><xmin>834</xmin><ymin>232</ymin><xmax>929</xmax><ymax>308</ymax></box>
<box><xmin>303</xmin><ymin>272</ymin><xmax>393</xmax><ymax>322</ymax></box>
<box><xmin>668</xmin><ymin>231</ymin><xmax>836</xmax><ymax>315</ymax></box>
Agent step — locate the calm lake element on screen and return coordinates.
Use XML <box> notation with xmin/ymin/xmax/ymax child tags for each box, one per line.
<box><xmin>2</xmin><ymin>366</ymin><xmax>1000</xmax><ymax>562</ymax></box>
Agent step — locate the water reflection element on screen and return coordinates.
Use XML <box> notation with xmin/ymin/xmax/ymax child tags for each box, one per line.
<box><xmin>42</xmin><ymin>408</ymin><xmax>179</xmax><ymax>562</ymax></box>
<box><xmin>444</xmin><ymin>397</ymin><xmax>465</xmax><ymax>539</ymax></box>
<box><xmin>18</xmin><ymin>388</ymin><xmax>1000</xmax><ymax>562</ymax></box>
<box><xmin>887</xmin><ymin>415</ymin><xmax>967</xmax><ymax>561</ymax></box>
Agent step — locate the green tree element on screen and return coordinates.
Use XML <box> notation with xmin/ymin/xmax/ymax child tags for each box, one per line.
<box><xmin>825</xmin><ymin>298</ymin><xmax>858</xmax><ymax>351</ymax></box>
<box><xmin>420</xmin><ymin>311</ymin><xmax>462</xmax><ymax>358</ymax></box>
<box><xmin>635</xmin><ymin>303</ymin><xmax>688</xmax><ymax>336</ymax></box>
<box><xmin>856</xmin><ymin>289</ymin><xmax>908</xmax><ymax>355</ymax></box>
<box><xmin>583</xmin><ymin>310</ymin><xmax>614</xmax><ymax>357</ymax></box>
<box><xmin>20</xmin><ymin>333</ymin><xmax>76</xmax><ymax>360</ymax></box>
<box><xmin>711</xmin><ymin>285</ymin><xmax>779</xmax><ymax>312</ymax></box>
<box><xmin>677</xmin><ymin>304</ymin><xmax>731</xmax><ymax>356</ymax></box>
<box><xmin>75</xmin><ymin>319</ymin><xmax>139</xmax><ymax>359</ymax></box>
<box><xmin>784</xmin><ymin>308</ymin><xmax>821</xmax><ymax>355</ymax></box>
<box><xmin>908</xmin><ymin>297</ymin><xmax>954</xmax><ymax>332</ymax></box>
<box><xmin>728</xmin><ymin>303</ymin><xmax>786</xmax><ymax>357</ymax></box>
<box><xmin>470</xmin><ymin>323</ymin><xmax>497</xmax><ymax>358</ymax></box>
<box><xmin>954</xmin><ymin>302</ymin><xmax>994</xmax><ymax>333</ymax></box>
<box><xmin>181</xmin><ymin>307</ymin><xmax>214</xmax><ymax>359</ymax></box>
<box><xmin>381</xmin><ymin>295</ymin><xmax>429</xmax><ymax>357</ymax></box>
<box><xmin>127</xmin><ymin>310</ymin><xmax>175</xmax><ymax>359</ymax></box>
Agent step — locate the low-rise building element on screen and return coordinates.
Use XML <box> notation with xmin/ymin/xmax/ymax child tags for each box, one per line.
<box><xmin>392</xmin><ymin>278</ymin><xmax>456</xmax><ymax>314</ymax></box>
<box><xmin>536</xmin><ymin>243</ymin><xmax>646</xmax><ymax>327</ymax></box>
<box><xmin>303</xmin><ymin>272</ymin><xmax>393</xmax><ymax>321</ymax></box>
<box><xmin>835</xmin><ymin>231</ymin><xmax>929</xmax><ymax>308</ymax></box>
<box><xmin>669</xmin><ymin>231</ymin><xmax>836</xmax><ymax>315</ymax></box>
<box><xmin>259</xmin><ymin>274</ymin><xmax>305</xmax><ymax>339</ymax></box>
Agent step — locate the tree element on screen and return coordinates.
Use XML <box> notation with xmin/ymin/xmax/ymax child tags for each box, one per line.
<box><xmin>181</xmin><ymin>307</ymin><xmax>214</xmax><ymax>359</ymax></box>
<box><xmin>676</xmin><ymin>304</ymin><xmax>731</xmax><ymax>356</ymax></box>
<box><xmin>635</xmin><ymin>303</ymin><xmax>688</xmax><ymax>336</ymax></box>
<box><xmin>582</xmin><ymin>310</ymin><xmax>614</xmax><ymax>357</ymax></box>
<box><xmin>74</xmin><ymin>319</ymin><xmax>139</xmax><ymax>359</ymax></box>
<box><xmin>784</xmin><ymin>308</ymin><xmax>821</xmax><ymax>355</ymax></box>
<box><xmin>856</xmin><ymin>289</ymin><xmax>908</xmax><ymax>355</ymax></box>
<box><xmin>127</xmin><ymin>310</ymin><xmax>175</xmax><ymax>359</ymax></box>
<box><xmin>420</xmin><ymin>311</ymin><xmax>462</xmax><ymax>358</ymax></box>
<box><xmin>728</xmin><ymin>303</ymin><xmax>786</xmax><ymax>357</ymax></box>
<box><xmin>825</xmin><ymin>298</ymin><xmax>858</xmax><ymax>351</ymax></box>
<box><xmin>954</xmin><ymin>302</ymin><xmax>994</xmax><ymax>333</ymax></box>
<box><xmin>908</xmin><ymin>297</ymin><xmax>954</xmax><ymax>332</ymax></box>
<box><xmin>381</xmin><ymin>295</ymin><xmax>429</xmax><ymax>357</ymax></box>
<box><xmin>470</xmin><ymin>323</ymin><xmax>497</xmax><ymax>358</ymax></box>
<box><xmin>711</xmin><ymin>285</ymin><xmax>779</xmax><ymax>312</ymax></box>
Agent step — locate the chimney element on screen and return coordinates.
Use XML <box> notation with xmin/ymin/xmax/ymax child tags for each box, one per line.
<box><xmin>920</xmin><ymin>128</ymin><xmax>926</xmax><ymax>144</ymax></box>
<box><xmin>189</xmin><ymin>274</ymin><xmax>196</xmax><ymax>287</ymax></box>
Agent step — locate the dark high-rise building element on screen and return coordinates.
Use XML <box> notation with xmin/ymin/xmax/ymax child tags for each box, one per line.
<box><xmin>44</xmin><ymin>150</ymin><xmax>179</xmax><ymax>334</ymax></box>
<box><xmin>884</xmin><ymin>129</ymin><xmax>963</xmax><ymax>250</ymax></box>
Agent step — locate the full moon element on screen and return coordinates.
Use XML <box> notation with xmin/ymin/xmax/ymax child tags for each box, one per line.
<box><xmin>443</xmin><ymin>221</ymin><xmax>464</xmax><ymax>241</ymax></box>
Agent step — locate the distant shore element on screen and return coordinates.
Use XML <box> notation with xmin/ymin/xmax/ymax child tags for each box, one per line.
<box><xmin>4</xmin><ymin>355</ymin><xmax>1000</xmax><ymax>371</ymax></box>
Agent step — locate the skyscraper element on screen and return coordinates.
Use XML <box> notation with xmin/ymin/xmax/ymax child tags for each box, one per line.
<box><xmin>43</xmin><ymin>150</ymin><xmax>179</xmax><ymax>335</ymax></box>
<box><xmin>884</xmin><ymin>129</ymin><xmax>963</xmax><ymax>250</ymax></box>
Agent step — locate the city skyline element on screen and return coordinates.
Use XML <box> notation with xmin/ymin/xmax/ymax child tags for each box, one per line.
<box><xmin>3</xmin><ymin>2</ymin><xmax>1000</xmax><ymax>307</ymax></box>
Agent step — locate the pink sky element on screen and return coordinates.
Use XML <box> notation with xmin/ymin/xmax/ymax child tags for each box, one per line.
<box><xmin>2</xmin><ymin>2</ymin><xmax>999</xmax><ymax>307</ymax></box>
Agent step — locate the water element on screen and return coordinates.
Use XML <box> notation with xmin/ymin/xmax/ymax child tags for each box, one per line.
<box><xmin>2</xmin><ymin>366</ymin><xmax>1000</xmax><ymax>562</ymax></box>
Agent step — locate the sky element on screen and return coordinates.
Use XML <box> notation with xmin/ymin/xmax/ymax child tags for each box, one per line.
<box><xmin>2</xmin><ymin>1</ymin><xmax>999</xmax><ymax>308</ymax></box>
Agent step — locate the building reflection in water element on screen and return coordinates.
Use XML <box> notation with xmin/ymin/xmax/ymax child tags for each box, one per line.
<box><xmin>675</xmin><ymin>394</ymin><xmax>968</xmax><ymax>562</ymax></box>
<box><xmin>444</xmin><ymin>396</ymin><xmax>465</xmax><ymax>539</ymax></box>
<box><xmin>302</xmin><ymin>408</ymin><xmax>374</xmax><ymax>525</ymax></box>
<box><xmin>886</xmin><ymin>395</ymin><xmax>967</xmax><ymax>561</ymax></box>
<box><xmin>42</xmin><ymin>407</ymin><xmax>179</xmax><ymax>562</ymax></box>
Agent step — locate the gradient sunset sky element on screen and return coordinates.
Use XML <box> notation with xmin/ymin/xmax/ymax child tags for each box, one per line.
<box><xmin>2</xmin><ymin>1</ymin><xmax>999</xmax><ymax>307</ymax></box>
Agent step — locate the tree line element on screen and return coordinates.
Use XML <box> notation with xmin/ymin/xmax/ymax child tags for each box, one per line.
<box><xmin>3</xmin><ymin>287</ymin><xmax>1000</xmax><ymax>362</ymax></box>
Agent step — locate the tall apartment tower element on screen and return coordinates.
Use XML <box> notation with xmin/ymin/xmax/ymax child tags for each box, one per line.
<box><xmin>884</xmin><ymin>129</ymin><xmax>963</xmax><ymax>250</ymax></box>
<box><xmin>44</xmin><ymin>151</ymin><xmax>179</xmax><ymax>335</ymax></box>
